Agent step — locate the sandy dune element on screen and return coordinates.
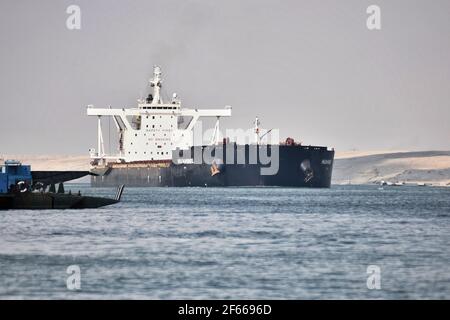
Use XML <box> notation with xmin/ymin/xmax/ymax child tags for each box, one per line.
<box><xmin>335</xmin><ymin>150</ymin><xmax>408</xmax><ymax>159</ymax></box>
<box><xmin>0</xmin><ymin>155</ymin><xmax>90</xmax><ymax>171</ymax></box>
<box><xmin>333</xmin><ymin>150</ymin><xmax>450</xmax><ymax>186</ymax></box>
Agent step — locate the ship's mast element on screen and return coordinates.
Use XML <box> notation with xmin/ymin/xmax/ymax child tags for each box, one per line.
<box><xmin>149</xmin><ymin>66</ymin><xmax>163</xmax><ymax>104</ymax></box>
<box><xmin>254</xmin><ymin>117</ymin><xmax>260</xmax><ymax>145</ymax></box>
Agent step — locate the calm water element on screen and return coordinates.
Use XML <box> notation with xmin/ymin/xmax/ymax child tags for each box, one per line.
<box><xmin>0</xmin><ymin>185</ymin><xmax>449</xmax><ymax>299</ymax></box>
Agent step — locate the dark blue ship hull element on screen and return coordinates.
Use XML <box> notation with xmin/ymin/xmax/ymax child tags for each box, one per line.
<box><xmin>91</xmin><ymin>144</ymin><xmax>334</xmax><ymax>188</ymax></box>
<box><xmin>0</xmin><ymin>193</ymin><xmax>120</xmax><ymax>210</ymax></box>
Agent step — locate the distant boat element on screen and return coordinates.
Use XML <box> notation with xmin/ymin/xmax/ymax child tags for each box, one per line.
<box><xmin>380</xmin><ymin>180</ymin><xmax>404</xmax><ymax>187</ymax></box>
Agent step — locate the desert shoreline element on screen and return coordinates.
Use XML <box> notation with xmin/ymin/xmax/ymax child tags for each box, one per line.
<box><xmin>1</xmin><ymin>150</ymin><xmax>450</xmax><ymax>186</ymax></box>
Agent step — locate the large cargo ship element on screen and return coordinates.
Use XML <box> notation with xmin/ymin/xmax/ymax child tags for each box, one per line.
<box><xmin>87</xmin><ymin>66</ymin><xmax>334</xmax><ymax>187</ymax></box>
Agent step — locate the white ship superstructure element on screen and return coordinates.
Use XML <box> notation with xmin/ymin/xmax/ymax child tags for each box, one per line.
<box><xmin>87</xmin><ymin>66</ymin><xmax>231</xmax><ymax>164</ymax></box>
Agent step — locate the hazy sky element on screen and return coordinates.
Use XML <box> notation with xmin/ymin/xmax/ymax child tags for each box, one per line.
<box><xmin>1</xmin><ymin>0</ymin><xmax>449</xmax><ymax>154</ymax></box>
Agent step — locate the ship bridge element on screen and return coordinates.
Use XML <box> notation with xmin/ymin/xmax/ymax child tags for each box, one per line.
<box><xmin>87</xmin><ymin>66</ymin><xmax>231</xmax><ymax>164</ymax></box>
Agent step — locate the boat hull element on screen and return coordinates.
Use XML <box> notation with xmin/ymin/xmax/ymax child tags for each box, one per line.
<box><xmin>91</xmin><ymin>145</ymin><xmax>334</xmax><ymax>188</ymax></box>
<box><xmin>0</xmin><ymin>193</ymin><xmax>119</xmax><ymax>210</ymax></box>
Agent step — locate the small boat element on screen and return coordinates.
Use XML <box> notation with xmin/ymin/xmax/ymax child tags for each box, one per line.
<box><xmin>417</xmin><ymin>182</ymin><xmax>429</xmax><ymax>187</ymax></box>
<box><xmin>0</xmin><ymin>160</ymin><xmax>124</xmax><ymax>210</ymax></box>
<box><xmin>379</xmin><ymin>180</ymin><xmax>404</xmax><ymax>187</ymax></box>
